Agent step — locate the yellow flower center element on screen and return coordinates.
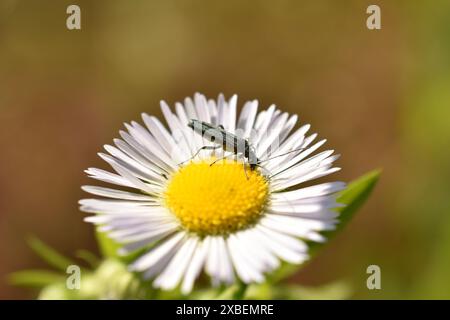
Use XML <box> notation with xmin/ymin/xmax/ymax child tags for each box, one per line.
<box><xmin>164</xmin><ymin>159</ymin><xmax>269</xmax><ymax>236</ymax></box>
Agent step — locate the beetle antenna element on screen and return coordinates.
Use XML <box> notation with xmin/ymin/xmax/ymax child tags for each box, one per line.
<box><xmin>257</xmin><ymin>147</ymin><xmax>305</xmax><ymax>164</ymax></box>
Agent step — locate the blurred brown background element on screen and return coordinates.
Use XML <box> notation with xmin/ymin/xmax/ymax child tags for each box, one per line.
<box><xmin>1</xmin><ymin>0</ymin><xmax>450</xmax><ymax>299</ymax></box>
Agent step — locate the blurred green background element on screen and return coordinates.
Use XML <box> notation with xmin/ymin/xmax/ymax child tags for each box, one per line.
<box><xmin>1</xmin><ymin>0</ymin><xmax>449</xmax><ymax>299</ymax></box>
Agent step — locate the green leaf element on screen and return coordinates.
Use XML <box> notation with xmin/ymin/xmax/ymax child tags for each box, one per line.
<box><xmin>215</xmin><ymin>281</ymin><xmax>248</xmax><ymax>300</ymax></box>
<box><xmin>27</xmin><ymin>236</ymin><xmax>75</xmax><ymax>271</ymax></box>
<box><xmin>75</xmin><ymin>250</ymin><xmax>100</xmax><ymax>268</ymax></box>
<box><xmin>95</xmin><ymin>229</ymin><xmax>122</xmax><ymax>259</ymax></box>
<box><xmin>8</xmin><ymin>270</ymin><xmax>65</xmax><ymax>288</ymax></box>
<box><xmin>270</xmin><ymin>169</ymin><xmax>382</xmax><ymax>282</ymax></box>
<box><xmin>243</xmin><ymin>282</ymin><xmax>273</xmax><ymax>299</ymax></box>
<box><xmin>95</xmin><ymin>229</ymin><xmax>155</xmax><ymax>264</ymax></box>
<box><xmin>189</xmin><ymin>288</ymin><xmax>222</xmax><ymax>300</ymax></box>
<box><xmin>310</xmin><ymin>168</ymin><xmax>382</xmax><ymax>250</ymax></box>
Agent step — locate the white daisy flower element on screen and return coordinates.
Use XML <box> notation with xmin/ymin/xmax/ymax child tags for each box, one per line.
<box><xmin>80</xmin><ymin>93</ymin><xmax>345</xmax><ymax>294</ymax></box>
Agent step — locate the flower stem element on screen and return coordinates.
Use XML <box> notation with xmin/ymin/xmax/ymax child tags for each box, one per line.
<box><xmin>232</xmin><ymin>281</ymin><xmax>247</xmax><ymax>300</ymax></box>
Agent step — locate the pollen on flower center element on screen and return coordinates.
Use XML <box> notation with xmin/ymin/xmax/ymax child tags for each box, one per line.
<box><xmin>164</xmin><ymin>159</ymin><xmax>269</xmax><ymax>236</ymax></box>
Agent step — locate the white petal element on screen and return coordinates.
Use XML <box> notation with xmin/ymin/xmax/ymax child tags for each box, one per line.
<box><xmin>274</xmin><ymin>167</ymin><xmax>341</xmax><ymax>191</ymax></box>
<box><xmin>97</xmin><ymin>153</ymin><xmax>161</xmax><ymax>195</ymax></box>
<box><xmin>125</xmin><ymin>122</ymin><xmax>177</xmax><ymax>170</ymax></box>
<box><xmin>261</xmin><ymin>214</ymin><xmax>336</xmax><ymax>239</ymax></box>
<box><xmin>270</xmin><ymin>201</ymin><xmax>339</xmax><ymax>214</ymax></box>
<box><xmin>119</xmin><ymin>130</ymin><xmax>172</xmax><ymax>175</ymax></box>
<box><xmin>161</xmin><ymin>100</ymin><xmax>200</xmax><ymax>159</ymax></box>
<box><xmin>227</xmin><ymin>234</ymin><xmax>264</xmax><ymax>283</ymax></box>
<box><xmin>119</xmin><ymin>227</ymin><xmax>177</xmax><ymax>254</ymax></box>
<box><xmin>113</xmin><ymin>227</ymin><xmax>177</xmax><ymax>244</ymax></box>
<box><xmin>154</xmin><ymin>237</ymin><xmax>198</xmax><ymax>290</ymax></box>
<box><xmin>81</xmin><ymin>186</ymin><xmax>155</xmax><ymax>201</ymax></box>
<box><xmin>205</xmin><ymin>237</ymin><xmax>220</xmax><ymax>281</ymax></box>
<box><xmin>142</xmin><ymin>114</ymin><xmax>184</xmax><ymax>164</ymax></box>
<box><xmin>130</xmin><ymin>232</ymin><xmax>186</xmax><ymax>271</ymax></box>
<box><xmin>227</xmin><ymin>94</ymin><xmax>237</xmax><ymax>133</ymax></box>
<box><xmin>208</xmin><ymin>99</ymin><xmax>219</xmax><ymax>125</ymax></box>
<box><xmin>236</xmin><ymin>230</ymin><xmax>279</xmax><ymax>272</ymax></box>
<box><xmin>270</xmin><ymin>140</ymin><xmax>328</xmax><ymax>177</ymax></box>
<box><xmin>217</xmin><ymin>237</ymin><xmax>235</xmax><ymax>284</ymax></box>
<box><xmin>113</xmin><ymin>138</ymin><xmax>171</xmax><ymax>178</ymax></box>
<box><xmin>254</xmin><ymin>105</ymin><xmax>276</xmax><ymax>147</ymax></box>
<box><xmin>271</xmin><ymin>182</ymin><xmax>346</xmax><ymax>201</ymax></box>
<box><xmin>264</xmin><ymin>124</ymin><xmax>311</xmax><ymax>168</ymax></box>
<box><xmin>95</xmin><ymin>216</ymin><xmax>175</xmax><ymax>232</ymax></box>
<box><xmin>108</xmin><ymin>221</ymin><xmax>179</xmax><ymax>241</ymax></box>
<box><xmin>257</xmin><ymin>112</ymin><xmax>288</xmax><ymax>156</ymax></box>
<box><xmin>85</xmin><ymin>168</ymin><xmax>135</xmax><ymax>189</ymax></box>
<box><xmin>274</xmin><ymin>150</ymin><xmax>335</xmax><ymax>181</ymax></box>
<box><xmin>194</xmin><ymin>93</ymin><xmax>211</xmax><ymax>123</ymax></box>
<box><xmin>103</xmin><ymin>146</ymin><xmax>165</xmax><ymax>185</ymax></box>
<box><xmin>180</xmin><ymin>99</ymin><xmax>209</xmax><ymax>158</ymax></box>
<box><xmin>254</xmin><ymin>226</ymin><xmax>308</xmax><ymax>264</ymax></box>
<box><xmin>277</xmin><ymin>114</ymin><xmax>298</xmax><ymax>147</ymax></box>
<box><xmin>181</xmin><ymin>240</ymin><xmax>208</xmax><ymax>294</ymax></box>
<box><xmin>304</xmin><ymin>231</ymin><xmax>327</xmax><ymax>242</ymax></box>
<box><xmin>237</xmin><ymin>100</ymin><xmax>258</xmax><ymax>139</ymax></box>
<box><xmin>175</xmin><ymin>101</ymin><xmax>189</xmax><ymax>124</ymax></box>
<box><xmin>217</xmin><ymin>93</ymin><xmax>228</xmax><ymax>130</ymax></box>
<box><xmin>184</xmin><ymin>97</ymin><xmax>198</xmax><ymax>121</ymax></box>
<box><xmin>79</xmin><ymin>198</ymin><xmax>158</xmax><ymax>209</ymax></box>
